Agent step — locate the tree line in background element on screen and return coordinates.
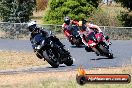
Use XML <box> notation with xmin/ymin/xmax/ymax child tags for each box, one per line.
<box><xmin>0</xmin><ymin>0</ymin><xmax>36</xmax><ymax>22</ymax></box>
<box><xmin>0</xmin><ymin>0</ymin><xmax>131</xmax><ymax>27</ymax></box>
<box><xmin>115</xmin><ymin>0</ymin><xmax>132</xmax><ymax>26</ymax></box>
<box><xmin>43</xmin><ymin>0</ymin><xmax>99</xmax><ymax>24</ymax></box>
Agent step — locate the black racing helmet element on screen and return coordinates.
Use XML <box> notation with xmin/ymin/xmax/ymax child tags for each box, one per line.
<box><xmin>64</xmin><ymin>16</ymin><xmax>70</xmax><ymax>25</ymax></box>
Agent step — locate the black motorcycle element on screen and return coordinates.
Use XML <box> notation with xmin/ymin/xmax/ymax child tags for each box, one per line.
<box><xmin>32</xmin><ymin>32</ymin><xmax>73</xmax><ymax>68</ymax></box>
<box><xmin>69</xmin><ymin>25</ymin><xmax>83</xmax><ymax>47</ymax></box>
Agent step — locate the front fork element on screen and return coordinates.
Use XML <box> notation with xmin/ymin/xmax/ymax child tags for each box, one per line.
<box><xmin>100</xmin><ymin>42</ymin><xmax>109</xmax><ymax>49</ymax></box>
<box><xmin>90</xmin><ymin>42</ymin><xmax>106</xmax><ymax>56</ymax></box>
<box><xmin>92</xmin><ymin>46</ymin><xmax>100</xmax><ymax>56</ymax></box>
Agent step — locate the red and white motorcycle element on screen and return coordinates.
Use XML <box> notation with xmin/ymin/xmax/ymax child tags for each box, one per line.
<box><xmin>81</xmin><ymin>31</ymin><xmax>113</xmax><ymax>59</ymax></box>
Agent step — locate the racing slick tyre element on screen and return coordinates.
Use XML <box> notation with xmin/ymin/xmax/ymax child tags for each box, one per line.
<box><xmin>64</xmin><ymin>57</ymin><xmax>73</xmax><ymax>66</ymax></box>
<box><xmin>99</xmin><ymin>45</ymin><xmax>113</xmax><ymax>59</ymax></box>
<box><xmin>44</xmin><ymin>48</ymin><xmax>59</xmax><ymax>68</ymax></box>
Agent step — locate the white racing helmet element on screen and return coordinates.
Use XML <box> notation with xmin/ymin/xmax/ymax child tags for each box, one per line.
<box><xmin>27</xmin><ymin>21</ymin><xmax>37</xmax><ymax>32</ymax></box>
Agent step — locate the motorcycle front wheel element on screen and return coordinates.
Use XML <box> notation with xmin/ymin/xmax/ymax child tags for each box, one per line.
<box><xmin>99</xmin><ymin>44</ymin><xmax>113</xmax><ymax>59</ymax></box>
<box><xmin>44</xmin><ymin>48</ymin><xmax>59</xmax><ymax>68</ymax></box>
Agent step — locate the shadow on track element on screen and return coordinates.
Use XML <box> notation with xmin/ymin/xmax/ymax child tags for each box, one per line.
<box><xmin>90</xmin><ymin>57</ymin><xmax>114</xmax><ymax>60</ymax></box>
<box><xmin>70</xmin><ymin>45</ymin><xmax>85</xmax><ymax>48</ymax></box>
<box><xmin>46</xmin><ymin>64</ymin><xmax>76</xmax><ymax>68</ymax></box>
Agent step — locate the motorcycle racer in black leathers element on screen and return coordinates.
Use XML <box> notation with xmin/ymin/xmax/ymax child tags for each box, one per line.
<box><xmin>27</xmin><ymin>21</ymin><xmax>64</xmax><ymax>59</ymax></box>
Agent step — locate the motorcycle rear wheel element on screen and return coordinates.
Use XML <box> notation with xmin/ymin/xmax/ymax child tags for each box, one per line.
<box><xmin>64</xmin><ymin>56</ymin><xmax>73</xmax><ymax>66</ymax></box>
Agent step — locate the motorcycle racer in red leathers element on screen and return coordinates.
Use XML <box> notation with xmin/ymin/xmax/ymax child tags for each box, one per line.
<box><xmin>62</xmin><ymin>16</ymin><xmax>79</xmax><ymax>45</ymax></box>
<box><xmin>78</xmin><ymin>20</ymin><xmax>111</xmax><ymax>53</ymax></box>
<box><xmin>78</xmin><ymin>21</ymin><xmax>102</xmax><ymax>46</ymax></box>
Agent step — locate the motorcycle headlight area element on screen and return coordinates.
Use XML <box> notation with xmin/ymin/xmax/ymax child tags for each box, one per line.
<box><xmin>89</xmin><ymin>43</ymin><xmax>96</xmax><ymax>46</ymax></box>
<box><xmin>35</xmin><ymin>45</ymin><xmax>41</xmax><ymax>49</ymax></box>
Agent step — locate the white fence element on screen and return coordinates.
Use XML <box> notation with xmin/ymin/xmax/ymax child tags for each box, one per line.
<box><xmin>0</xmin><ymin>22</ymin><xmax>132</xmax><ymax>40</ymax></box>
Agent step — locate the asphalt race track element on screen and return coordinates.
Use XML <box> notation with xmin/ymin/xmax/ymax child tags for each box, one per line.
<box><xmin>0</xmin><ymin>39</ymin><xmax>132</xmax><ymax>74</ymax></box>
